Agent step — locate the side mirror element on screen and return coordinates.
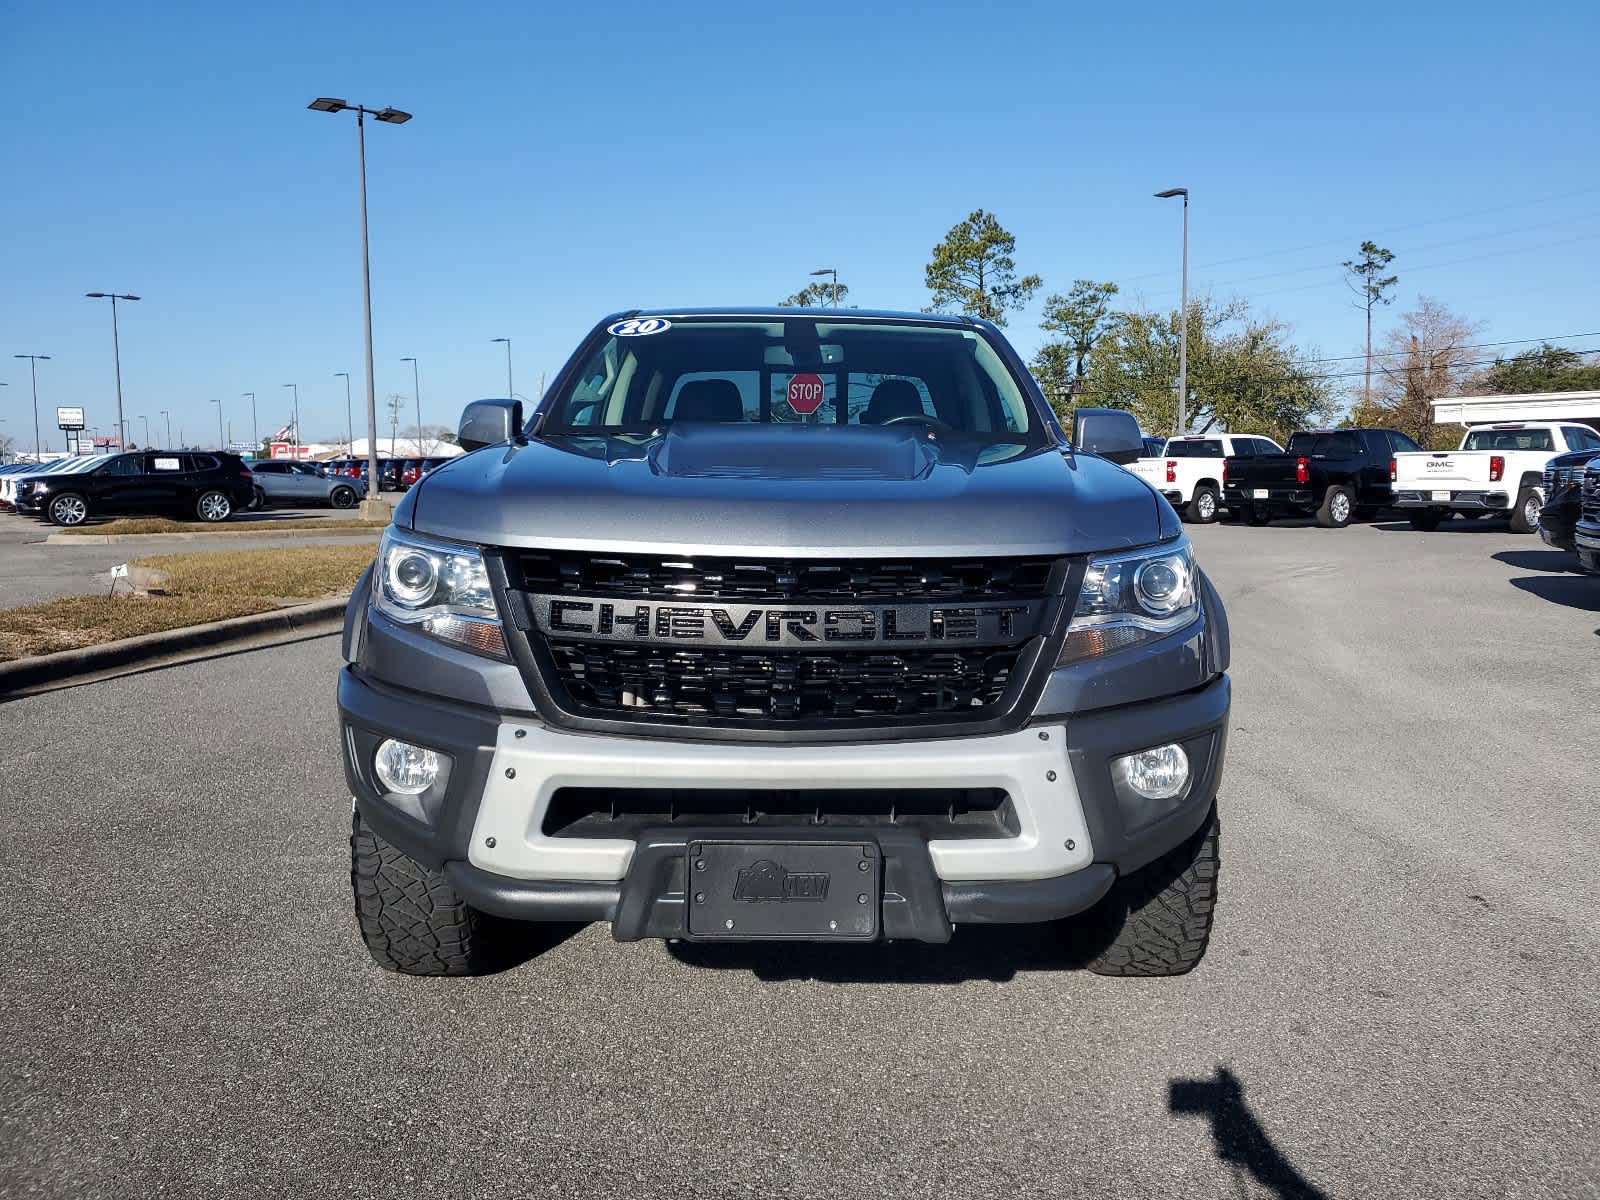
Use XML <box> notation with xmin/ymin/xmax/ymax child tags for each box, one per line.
<box><xmin>457</xmin><ymin>399</ymin><xmax>523</xmax><ymax>452</ymax></box>
<box><xmin>1072</xmin><ymin>407</ymin><xmax>1144</xmax><ymax>465</ymax></box>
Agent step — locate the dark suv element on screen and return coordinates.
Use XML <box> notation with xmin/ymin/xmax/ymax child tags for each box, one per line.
<box><xmin>1539</xmin><ymin>448</ymin><xmax>1600</xmax><ymax>554</ymax></box>
<box><xmin>21</xmin><ymin>450</ymin><xmax>255</xmax><ymax>526</ymax></box>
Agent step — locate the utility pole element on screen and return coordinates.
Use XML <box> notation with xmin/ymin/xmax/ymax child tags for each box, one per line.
<box><xmin>282</xmin><ymin>383</ymin><xmax>300</xmax><ymax>454</ymax></box>
<box><xmin>335</xmin><ymin>372</ymin><xmax>353</xmax><ymax>451</ymax></box>
<box><xmin>13</xmin><ymin>354</ymin><xmax>50</xmax><ymax>461</ymax></box>
<box><xmin>85</xmin><ymin>293</ymin><xmax>139</xmax><ymax>449</ymax></box>
<box><xmin>401</xmin><ymin>357</ymin><xmax>422</xmax><ymax>453</ymax></box>
<box><xmin>492</xmin><ymin>338</ymin><xmax>513</xmax><ymax>398</ymax></box>
<box><xmin>1154</xmin><ymin>188</ymin><xmax>1189</xmax><ymax>434</ymax></box>
<box><xmin>306</xmin><ymin>96</ymin><xmax>412</xmax><ymax>517</ymax></box>
<box><xmin>160</xmin><ymin>409</ymin><xmax>172</xmax><ymax>448</ymax></box>
<box><xmin>242</xmin><ymin>392</ymin><xmax>257</xmax><ymax>454</ymax></box>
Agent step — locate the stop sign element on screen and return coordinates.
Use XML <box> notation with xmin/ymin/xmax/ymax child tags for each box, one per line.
<box><xmin>786</xmin><ymin>372</ymin><xmax>826</xmax><ymax>416</ymax></box>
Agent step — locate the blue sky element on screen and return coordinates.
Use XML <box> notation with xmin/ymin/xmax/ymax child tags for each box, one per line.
<box><xmin>3</xmin><ymin>0</ymin><xmax>1597</xmax><ymax>450</ymax></box>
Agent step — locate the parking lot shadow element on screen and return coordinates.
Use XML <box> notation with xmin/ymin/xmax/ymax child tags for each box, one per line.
<box><xmin>1508</xmin><ymin>575</ymin><xmax>1600</xmax><ymax>613</ymax></box>
<box><xmin>485</xmin><ymin>919</ymin><xmax>587</xmax><ymax>974</ymax></box>
<box><xmin>665</xmin><ymin>920</ymin><xmax>1081</xmax><ymax>984</ymax></box>
<box><xmin>1170</xmin><ymin>1067</ymin><xmax>1330</xmax><ymax>1199</ymax></box>
<box><xmin>1371</xmin><ymin>519</ymin><xmax>1506</xmax><ymax>533</ymax></box>
<box><xmin>1493</xmin><ymin>549</ymin><xmax>1578</xmax><ymax>573</ymax></box>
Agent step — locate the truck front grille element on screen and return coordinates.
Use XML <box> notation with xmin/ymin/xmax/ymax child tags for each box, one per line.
<box><xmin>496</xmin><ymin>551</ymin><xmax>1068</xmax><ymax>735</ymax></box>
<box><xmin>517</xmin><ymin>550</ymin><xmax>1056</xmax><ymax>603</ymax></box>
<box><xmin>1584</xmin><ymin>468</ymin><xmax>1600</xmax><ymax>521</ymax></box>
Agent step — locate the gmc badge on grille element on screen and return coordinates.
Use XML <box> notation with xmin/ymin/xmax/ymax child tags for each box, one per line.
<box><xmin>528</xmin><ymin>595</ymin><xmax>1042</xmax><ymax>648</ymax></box>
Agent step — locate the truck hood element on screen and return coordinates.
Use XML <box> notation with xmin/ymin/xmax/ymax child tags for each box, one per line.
<box><xmin>407</xmin><ymin>425</ymin><xmax>1172</xmax><ymax>557</ymax></box>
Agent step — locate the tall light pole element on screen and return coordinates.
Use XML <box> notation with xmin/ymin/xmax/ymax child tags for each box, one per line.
<box><xmin>85</xmin><ymin>292</ymin><xmax>139</xmax><ymax>449</ymax></box>
<box><xmin>307</xmin><ymin>97</ymin><xmax>412</xmax><ymax>515</ymax></box>
<box><xmin>491</xmin><ymin>338</ymin><xmax>514</xmax><ymax>399</ymax></box>
<box><xmin>242</xmin><ymin>392</ymin><xmax>257</xmax><ymax>454</ymax></box>
<box><xmin>210</xmin><ymin>398</ymin><xmax>225</xmax><ymax>450</ymax></box>
<box><xmin>335</xmin><ymin>372</ymin><xmax>353</xmax><ymax>451</ymax></box>
<box><xmin>13</xmin><ymin>354</ymin><xmax>50</xmax><ymax>461</ymax></box>
<box><xmin>282</xmin><ymin>383</ymin><xmax>300</xmax><ymax>454</ymax></box>
<box><xmin>401</xmin><ymin>357</ymin><xmax>422</xmax><ymax>453</ymax></box>
<box><xmin>160</xmin><ymin>409</ymin><xmax>172</xmax><ymax>448</ymax></box>
<box><xmin>140</xmin><ymin>415</ymin><xmax>150</xmax><ymax>447</ymax></box>
<box><xmin>1154</xmin><ymin>188</ymin><xmax>1189</xmax><ymax>435</ymax></box>
<box><xmin>810</xmin><ymin>267</ymin><xmax>840</xmax><ymax>308</ymax></box>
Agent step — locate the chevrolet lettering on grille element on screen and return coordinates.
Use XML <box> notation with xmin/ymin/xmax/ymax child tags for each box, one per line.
<box><xmin>526</xmin><ymin>595</ymin><xmax>1044</xmax><ymax>649</ymax></box>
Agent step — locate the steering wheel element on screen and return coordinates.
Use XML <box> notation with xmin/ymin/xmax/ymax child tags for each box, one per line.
<box><xmin>882</xmin><ymin>413</ymin><xmax>954</xmax><ymax>434</ymax></box>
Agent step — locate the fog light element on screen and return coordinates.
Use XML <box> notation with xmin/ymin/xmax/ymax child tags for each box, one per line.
<box><xmin>1113</xmin><ymin>743</ymin><xmax>1190</xmax><ymax>801</ymax></box>
<box><xmin>374</xmin><ymin>738</ymin><xmax>441</xmax><ymax>795</ymax></box>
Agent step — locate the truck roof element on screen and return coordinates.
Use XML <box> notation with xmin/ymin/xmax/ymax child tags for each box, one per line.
<box><xmin>616</xmin><ymin>306</ymin><xmax>977</xmax><ymax>327</ymax></box>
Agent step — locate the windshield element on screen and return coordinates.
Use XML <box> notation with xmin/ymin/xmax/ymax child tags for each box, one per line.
<box><xmin>1461</xmin><ymin>428</ymin><xmax>1553</xmax><ymax>452</ymax></box>
<box><xmin>541</xmin><ymin>316</ymin><xmax>1042</xmax><ymax>446</ymax></box>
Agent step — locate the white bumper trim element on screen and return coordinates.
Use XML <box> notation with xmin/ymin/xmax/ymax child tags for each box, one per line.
<box><xmin>467</xmin><ymin>722</ymin><xmax>1095</xmax><ymax>884</ymax></box>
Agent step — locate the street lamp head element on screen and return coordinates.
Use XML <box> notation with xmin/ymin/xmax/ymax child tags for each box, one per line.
<box><xmin>809</xmin><ymin>268</ymin><xmax>835</xmax><ymax>276</ymax></box>
<box><xmin>491</xmin><ymin>337</ymin><xmax>510</xmax><ymax>344</ymax></box>
<box><xmin>401</xmin><ymin>356</ymin><xmax>416</xmax><ymax>363</ymax></box>
<box><xmin>1154</xmin><ymin>187</ymin><xmax>1189</xmax><ymax>199</ymax></box>
<box><xmin>308</xmin><ymin>97</ymin><xmax>348</xmax><ymax>113</ymax></box>
<box><xmin>14</xmin><ymin>354</ymin><xmax>51</xmax><ymax>361</ymax></box>
<box><xmin>373</xmin><ymin>107</ymin><xmax>412</xmax><ymax>125</ymax></box>
<box><xmin>334</xmin><ymin>371</ymin><xmax>349</xmax><ymax>378</ymax></box>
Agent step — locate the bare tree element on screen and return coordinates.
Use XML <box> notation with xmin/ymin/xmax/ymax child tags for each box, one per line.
<box><xmin>1369</xmin><ymin>298</ymin><xmax>1483</xmax><ymax>447</ymax></box>
<box><xmin>1343</xmin><ymin>241</ymin><xmax>1398</xmax><ymax>410</ymax></box>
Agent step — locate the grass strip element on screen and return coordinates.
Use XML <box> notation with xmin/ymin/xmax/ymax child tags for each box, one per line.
<box><xmin>0</xmin><ymin>594</ymin><xmax>281</xmax><ymax>662</ymax></box>
<box><xmin>59</xmin><ymin>517</ymin><xmax>389</xmax><ymax>535</ymax></box>
<box><xmin>132</xmin><ymin>545</ymin><xmax>376</xmax><ymax>599</ymax></box>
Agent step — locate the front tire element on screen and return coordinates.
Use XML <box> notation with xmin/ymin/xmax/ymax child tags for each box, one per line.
<box><xmin>350</xmin><ymin>810</ymin><xmax>514</xmax><ymax>976</ymax></box>
<box><xmin>250</xmin><ymin>485</ymin><xmax>268</xmax><ymax>511</ymax></box>
<box><xmin>1316</xmin><ymin>485</ymin><xmax>1354</xmax><ymax>528</ymax></box>
<box><xmin>1408</xmin><ymin>508</ymin><xmax>1444</xmax><ymax>531</ymax></box>
<box><xmin>1082</xmin><ymin>813</ymin><xmax>1219</xmax><ymax>977</ymax></box>
<box><xmin>1508</xmin><ymin>488</ymin><xmax>1541</xmax><ymax>534</ymax></box>
<box><xmin>196</xmin><ymin>489</ymin><xmax>233</xmax><ymax>523</ymax></box>
<box><xmin>1185</xmin><ymin>486</ymin><xmax>1220</xmax><ymax>524</ymax></box>
<box><xmin>330</xmin><ymin>485</ymin><xmax>357</xmax><ymax>509</ymax></box>
<box><xmin>48</xmin><ymin>492</ymin><xmax>90</xmax><ymax>527</ymax></box>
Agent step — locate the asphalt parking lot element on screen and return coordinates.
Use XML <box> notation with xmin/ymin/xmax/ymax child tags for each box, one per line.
<box><xmin>0</xmin><ymin>508</ymin><xmax>382</xmax><ymax>608</ymax></box>
<box><xmin>2</xmin><ymin>518</ymin><xmax>1596</xmax><ymax>1199</ymax></box>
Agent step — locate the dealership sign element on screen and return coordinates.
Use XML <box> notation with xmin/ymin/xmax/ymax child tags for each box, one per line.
<box><xmin>56</xmin><ymin>407</ymin><xmax>85</xmax><ymax>430</ymax></box>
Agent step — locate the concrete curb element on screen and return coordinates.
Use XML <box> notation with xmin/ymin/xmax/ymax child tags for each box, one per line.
<box><xmin>47</xmin><ymin>527</ymin><xmax>385</xmax><ymax>545</ymax></box>
<box><xmin>0</xmin><ymin>597</ymin><xmax>348</xmax><ymax>698</ymax></box>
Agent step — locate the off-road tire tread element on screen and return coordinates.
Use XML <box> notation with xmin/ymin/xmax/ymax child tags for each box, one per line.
<box><xmin>350</xmin><ymin>811</ymin><xmax>502</xmax><ymax>976</ymax></box>
<box><xmin>1084</xmin><ymin>814</ymin><xmax>1219</xmax><ymax>977</ymax></box>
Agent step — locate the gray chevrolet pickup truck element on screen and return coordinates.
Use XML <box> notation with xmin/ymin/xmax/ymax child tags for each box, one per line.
<box><xmin>339</xmin><ymin>308</ymin><xmax>1229</xmax><ymax>977</ymax></box>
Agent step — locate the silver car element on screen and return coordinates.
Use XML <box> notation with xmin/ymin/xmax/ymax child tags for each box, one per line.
<box><xmin>248</xmin><ymin>460</ymin><xmax>364</xmax><ymax>509</ymax></box>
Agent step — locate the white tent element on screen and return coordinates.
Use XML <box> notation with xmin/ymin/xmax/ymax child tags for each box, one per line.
<box><xmin>1433</xmin><ymin>390</ymin><xmax>1600</xmax><ymax>429</ymax></box>
<box><xmin>345</xmin><ymin>437</ymin><xmax>464</xmax><ymax>458</ymax></box>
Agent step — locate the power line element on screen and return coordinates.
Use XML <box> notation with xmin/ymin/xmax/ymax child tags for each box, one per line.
<box><xmin>1118</xmin><ymin>185</ymin><xmax>1600</xmax><ymax>283</ymax></box>
<box><xmin>1290</xmin><ymin>330</ymin><xmax>1600</xmax><ymax>368</ymax></box>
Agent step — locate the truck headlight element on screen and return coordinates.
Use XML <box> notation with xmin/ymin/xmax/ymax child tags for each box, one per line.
<box><xmin>372</xmin><ymin>526</ymin><xmax>507</xmax><ymax>659</ymax></box>
<box><xmin>1059</xmin><ymin>537</ymin><xmax>1199</xmax><ymax>664</ymax></box>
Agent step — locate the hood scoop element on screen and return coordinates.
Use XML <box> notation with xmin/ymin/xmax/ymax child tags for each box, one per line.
<box><xmin>649</xmin><ymin>424</ymin><xmax>942</xmax><ymax>481</ymax></box>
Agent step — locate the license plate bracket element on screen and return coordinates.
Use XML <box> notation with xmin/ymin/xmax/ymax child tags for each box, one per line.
<box><xmin>1252</xmin><ymin>488</ymin><xmax>1269</xmax><ymax>499</ymax></box>
<box><xmin>1431</xmin><ymin>490</ymin><xmax>1452</xmax><ymax>502</ymax></box>
<box><xmin>686</xmin><ymin>840</ymin><xmax>880</xmax><ymax>940</ymax></box>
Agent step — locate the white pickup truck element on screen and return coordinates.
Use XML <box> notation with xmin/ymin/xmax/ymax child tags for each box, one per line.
<box><xmin>1130</xmin><ymin>433</ymin><xmax>1284</xmax><ymax>523</ymax></box>
<box><xmin>1391</xmin><ymin>421</ymin><xmax>1600</xmax><ymax>532</ymax></box>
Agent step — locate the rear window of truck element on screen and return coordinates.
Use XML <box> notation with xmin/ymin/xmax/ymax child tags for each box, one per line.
<box><xmin>1461</xmin><ymin>429</ymin><xmax>1553</xmax><ymax>452</ymax></box>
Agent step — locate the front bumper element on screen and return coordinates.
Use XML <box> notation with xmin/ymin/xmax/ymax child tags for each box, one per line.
<box><xmin>339</xmin><ymin>666</ymin><xmax>1229</xmax><ymax>941</ymax></box>
<box><xmin>1576</xmin><ymin>520</ymin><xmax>1600</xmax><ymax>574</ymax></box>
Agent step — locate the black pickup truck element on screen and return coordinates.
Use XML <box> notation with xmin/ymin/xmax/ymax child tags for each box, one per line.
<box><xmin>1223</xmin><ymin>427</ymin><xmax>1421</xmax><ymax>527</ymax></box>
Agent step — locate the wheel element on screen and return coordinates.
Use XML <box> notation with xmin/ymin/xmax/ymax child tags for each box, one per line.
<box><xmin>1407</xmin><ymin>508</ymin><xmax>1444</xmax><ymax>532</ymax></box>
<box><xmin>195</xmin><ymin>490</ymin><xmax>233</xmax><ymax>523</ymax></box>
<box><xmin>1508</xmin><ymin>488</ymin><xmax>1542</xmax><ymax>534</ymax></box>
<box><xmin>1246</xmin><ymin>505</ymin><xmax>1271</xmax><ymax>526</ymax></box>
<box><xmin>1081</xmin><ymin>812</ymin><xmax>1219</xmax><ymax>977</ymax></box>
<box><xmin>330</xmin><ymin>485</ymin><xmax>357</xmax><ymax>509</ymax></box>
<box><xmin>1184</xmin><ymin>486</ymin><xmax>1220</xmax><ymax>524</ymax></box>
<box><xmin>1315</xmin><ymin>485</ymin><xmax>1354</xmax><ymax>528</ymax></box>
<box><xmin>47</xmin><ymin>492</ymin><xmax>89</xmax><ymax>527</ymax></box>
<box><xmin>250</xmin><ymin>485</ymin><xmax>268</xmax><ymax>511</ymax></box>
<box><xmin>350</xmin><ymin>809</ymin><xmax>514</xmax><ymax>976</ymax></box>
